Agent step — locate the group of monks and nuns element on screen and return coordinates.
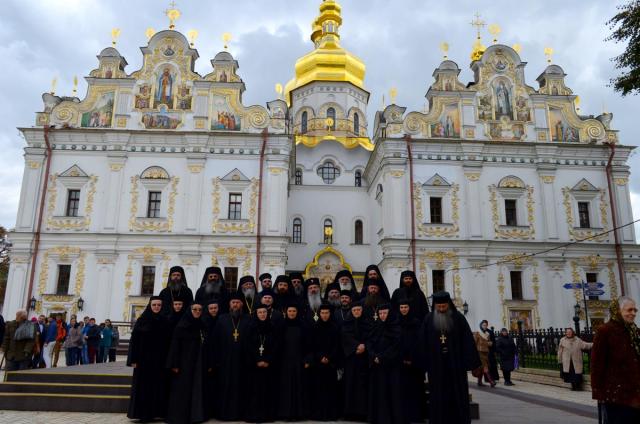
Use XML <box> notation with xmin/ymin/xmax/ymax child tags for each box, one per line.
<box><xmin>201</xmin><ymin>300</ymin><xmax>219</xmax><ymax>421</ymax></box>
<box><xmin>392</xmin><ymin>270</ymin><xmax>429</xmax><ymax>321</ymax></box>
<box><xmin>258</xmin><ymin>273</ymin><xmax>273</xmax><ymax>292</ymax></box>
<box><xmin>334</xmin><ymin>269</ymin><xmax>360</xmax><ymax>300</ymax></box>
<box><xmin>341</xmin><ymin>300</ymin><xmax>370</xmax><ymax>421</ymax></box>
<box><xmin>334</xmin><ymin>290</ymin><xmax>353</xmax><ymax>326</ymax></box>
<box><xmin>277</xmin><ymin>302</ymin><xmax>309</xmax><ymax>421</ymax></box>
<box><xmin>213</xmin><ymin>293</ymin><xmax>251</xmax><ymax>421</ymax></box>
<box><xmin>366</xmin><ymin>303</ymin><xmax>405</xmax><ymax>424</ymax></box>
<box><xmin>127</xmin><ymin>296</ymin><xmax>172</xmax><ymax>422</ymax></box>
<box><xmin>359</xmin><ymin>265</ymin><xmax>390</xmax><ymax>301</ymax></box>
<box><xmin>363</xmin><ymin>280</ymin><xmax>386</xmax><ymax>323</ymax></box>
<box><xmin>289</xmin><ymin>272</ymin><xmax>305</xmax><ymax>299</ymax></box>
<box><xmin>303</xmin><ymin>278</ymin><xmax>323</xmax><ymax>323</ymax></box>
<box><xmin>166</xmin><ymin>303</ymin><xmax>206</xmax><ymax>424</ymax></box>
<box><xmin>273</xmin><ymin>274</ymin><xmax>293</xmax><ymax>313</ymax></box>
<box><xmin>237</xmin><ymin>275</ymin><xmax>257</xmax><ymax>315</ymax></box>
<box><xmin>194</xmin><ymin>267</ymin><xmax>228</xmax><ymax>313</ymax></box>
<box><xmin>258</xmin><ymin>288</ymin><xmax>284</xmax><ymax>327</ymax></box>
<box><xmin>398</xmin><ymin>298</ymin><xmax>427</xmax><ymax>422</ymax></box>
<box><xmin>246</xmin><ymin>303</ymin><xmax>279</xmax><ymax>423</ymax></box>
<box><xmin>159</xmin><ymin>266</ymin><xmax>193</xmax><ymax>317</ymax></box>
<box><xmin>423</xmin><ymin>291</ymin><xmax>481</xmax><ymax>424</ymax></box>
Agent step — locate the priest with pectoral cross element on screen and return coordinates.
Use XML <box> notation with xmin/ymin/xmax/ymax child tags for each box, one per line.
<box><xmin>421</xmin><ymin>291</ymin><xmax>481</xmax><ymax>424</ymax></box>
<box><xmin>212</xmin><ymin>293</ymin><xmax>250</xmax><ymax>421</ymax></box>
<box><xmin>363</xmin><ymin>280</ymin><xmax>385</xmax><ymax>324</ymax></box>
<box><xmin>303</xmin><ymin>278</ymin><xmax>323</xmax><ymax>325</ymax></box>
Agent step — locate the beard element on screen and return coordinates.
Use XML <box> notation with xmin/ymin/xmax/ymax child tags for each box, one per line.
<box><xmin>294</xmin><ymin>285</ymin><xmax>304</xmax><ymax>296</ymax></box>
<box><xmin>339</xmin><ymin>282</ymin><xmax>352</xmax><ymax>291</ymax></box>
<box><xmin>242</xmin><ymin>287</ymin><xmax>255</xmax><ymax>301</ymax></box>
<box><xmin>328</xmin><ymin>297</ymin><xmax>341</xmax><ymax>307</ymax></box>
<box><xmin>432</xmin><ymin>309</ymin><xmax>454</xmax><ymax>333</ymax></box>
<box><xmin>204</xmin><ymin>280</ymin><xmax>222</xmax><ymax>295</ymax></box>
<box><xmin>230</xmin><ymin>308</ymin><xmax>241</xmax><ymax>318</ymax></box>
<box><xmin>168</xmin><ymin>278</ymin><xmax>185</xmax><ymax>292</ymax></box>
<box><xmin>308</xmin><ymin>293</ymin><xmax>322</xmax><ymax>310</ymax></box>
<box><xmin>364</xmin><ymin>293</ymin><xmax>381</xmax><ymax>309</ymax></box>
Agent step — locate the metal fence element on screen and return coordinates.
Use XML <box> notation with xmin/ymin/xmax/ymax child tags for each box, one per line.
<box><xmin>505</xmin><ymin>326</ymin><xmax>594</xmax><ymax>373</ymax></box>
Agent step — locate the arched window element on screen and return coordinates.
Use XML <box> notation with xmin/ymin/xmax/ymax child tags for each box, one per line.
<box><xmin>295</xmin><ymin>168</ymin><xmax>303</xmax><ymax>185</ymax></box>
<box><xmin>354</xmin><ymin>112</ymin><xmax>360</xmax><ymax>135</ymax></box>
<box><xmin>354</xmin><ymin>220</ymin><xmax>363</xmax><ymax>245</ymax></box>
<box><xmin>327</xmin><ymin>107</ymin><xmax>336</xmax><ymax>131</ymax></box>
<box><xmin>292</xmin><ymin>218</ymin><xmax>302</xmax><ymax>243</ymax></box>
<box><xmin>323</xmin><ymin>219</ymin><xmax>333</xmax><ymax>244</ymax></box>
<box><xmin>355</xmin><ymin>170</ymin><xmax>362</xmax><ymax>187</ymax></box>
<box><xmin>317</xmin><ymin>161</ymin><xmax>340</xmax><ymax>184</ymax></box>
<box><xmin>301</xmin><ymin>111</ymin><xmax>308</xmax><ymax>134</ymax></box>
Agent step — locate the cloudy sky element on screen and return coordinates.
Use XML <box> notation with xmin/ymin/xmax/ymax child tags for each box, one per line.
<box><xmin>1</xmin><ymin>0</ymin><xmax>639</xmax><ymax>234</ymax></box>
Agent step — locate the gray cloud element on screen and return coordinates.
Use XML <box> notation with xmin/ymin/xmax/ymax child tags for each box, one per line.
<box><xmin>1</xmin><ymin>0</ymin><xmax>638</xmax><ymax>234</ymax></box>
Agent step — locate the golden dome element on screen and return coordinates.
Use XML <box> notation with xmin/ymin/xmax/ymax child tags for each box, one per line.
<box><xmin>284</xmin><ymin>0</ymin><xmax>366</xmax><ymax>105</ymax></box>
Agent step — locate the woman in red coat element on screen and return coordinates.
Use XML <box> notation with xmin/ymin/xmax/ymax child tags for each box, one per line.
<box><xmin>591</xmin><ymin>296</ymin><xmax>640</xmax><ymax>422</ymax></box>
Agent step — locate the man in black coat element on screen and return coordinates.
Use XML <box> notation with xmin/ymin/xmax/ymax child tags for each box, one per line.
<box><xmin>159</xmin><ymin>266</ymin><xmax>194</xmax><ymax>318</ymax></box>
<box><xmin>194</xmin><ymin>266</ymin><xmax>229</xmax><ymax>313</ymax></box>
<box><xmin>341</xmin><ymin>301</ymin><xmax>370</xmax><ymax>421</ymax></box>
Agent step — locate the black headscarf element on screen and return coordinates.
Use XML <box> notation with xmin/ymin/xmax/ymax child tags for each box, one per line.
<box><xmin>133</xmin><ymin>296</ymin><xmax>165</xmax><ymax>332</ymax></box>
<box><xmin>360</xmin><ymin>264</ymin><xmax>390</xmax><ymax>300</ymax></box>
<box><xmin>199</xmin><ymin>266</ymin><xmax>225</xmax><ymax>287</ymax></box>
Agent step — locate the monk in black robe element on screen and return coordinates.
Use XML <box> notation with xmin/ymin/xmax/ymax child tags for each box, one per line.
<box><xmin>398</xmin><ymin>298</ymin><xmax>427</xmax><ymax>423</ymax></box>
<box><xmin>273</xmin><ymin>274</ymin><xmax>293</xmax><ymax>313</ymax></box>
<box><xmin>302</xmin><ymin>278</ymin><xmax>323</xmax><ymax>325</ymax></box>
<box><xmin>166</xmin><ymin>303</ymin><xmax>205</xmax><ymax>424</ymax></box>
<box><xmin>289</xmin><ymin>272</ymin><xmax>305</xmax><ymax>300</ymax></box>
<box><xmin>212</xmin><ymin>293</ymin><xmax>251</xmax><ymax>421</ymax></box>
<box><xmin>323</xmin><ymin>281</ymin><xmax>341</xmax><ymax>307</ymax></box>
<box><xmin>363</xmin><ymin>280</ymin><xmax>386</xmax><ymax>324</ymax></box>
<box><xmin>258</xmin><ymin>272</ymin><xmax>273</xmax><ymax>293</ymax></box>
<box><xmin>258</xmin><ymin>288</ymin><xmax>284</xmax><ymax>328</ymax></box>
<box><xmin>277</xmin><ymin>302</ymin><xmax>309</xmax><ymax>421</ymax></box>
<box><xmin>334</xmin><ymin>290</ymin><xmax>353</xmax><ymax>327</ymax></box>
<box><xmin>333</xmin><ymin>269</ymin><xmax>360</xmax><ymax>300</ymax></box>
<box><xmin>245</xmin><ymin>303</ymin><xmax>279</xmax><ymax>423</ymax></box>
<box><xmin>341</xmin><ymin>301</ymin><xmax>370</xmax><ymax>421</ymax></box>
<box><xmin>422</xmin><ymin>291</ymin><xmax>481</xmax><ymax>424</ymax></box>
<box><xmin>359</xmin><ymin>264</ymin><xmax>391</xmax><ymax>301</ymax></box>
<box><xmin>127</xmin><ymin>296</ymin><xmax>172</xmax><ymax>422</ymax></box>
<box><xmin>194</xmin><ymin>267</ymin><xmax>229</xmax><ymax>313</ymax></box>
<box><xmin>237</xmin><ymin>275</ymin><xmax>258</xmax><ymax>316</ymax></box>
<box><xmin>159</xmin><ymin>266</ymin><xmax>194</xmax><ymax>318</ymax></box>
<box><xmin>391</xmin><ymin>270</ymin><xmax>429</xmax><ymax>321</ymax></box>
<box><xmin>201</xmin><ymin>301</ymin><xmax>219</xmax><ymax>420</ymax></box>
<box><xmin>367</xmin><ymin>303</ymin><xmax>404</xmax><ymax>424</ymax></box>
<box><xmin>307</xmin><ymin>303</ymin><xmax>342</xmax><ymax>421</ymax></box>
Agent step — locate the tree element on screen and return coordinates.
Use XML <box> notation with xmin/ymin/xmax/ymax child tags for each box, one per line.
<box><xmin>608</xmin><ymin>1</ymin><xmax>640</xmax><ymax>95</ymax></box>
<box><xmin>0</xmin><ymin>226</ymin><xmax>10</xmax><ymax>306</ymax></box>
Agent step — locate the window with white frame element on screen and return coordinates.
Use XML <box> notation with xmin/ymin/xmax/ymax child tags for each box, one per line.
<box><xmin>317</xmin><ymin>161</ymin><xmax>340</xmax><ymax>184</ymax></box>
<box><xmin>228</xmin><ymin>193</ymin><xmax>242</xmax><ymax>220</ymax></box>
<box><xmin>292</xmin><ymin>218</ymin><xmax>302</xmax><ymax>243</ymax></box>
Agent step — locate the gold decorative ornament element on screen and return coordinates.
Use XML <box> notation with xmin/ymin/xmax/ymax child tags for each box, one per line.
<box><xmin>188</xmin><ymin>165</ymin><xmax>203</xmax><ymax>173</ymax></box>
<box><xmin>111</xmin><ymin>28</ymin><xmax>121</xmax><ymax>46</ymax></box>
<box><xmin>540</xmin><ymin>175</ymin><xmax>555</xmax><ymax>184</ymax></box>
<box><xmin>562</xmin><ymin>187</ymin><xmax>609</xmax><ymax>242</ymax></box>
<box><xmin>440</xmin><ymin>42</ymin><xmax>449</xmax><ymax>59</ymax></box>
<box><xmin>414</xmin><ymin>183</ymin><xmax>460</xmax><ymax>238</ymax></box>
<box><xmin>465</xmin><ymin>173</ymin><xmax>480</xmax><ymax>181</ymax></box>
<box><xmin>222</xmin><ymin>32</ymin><xmax>232</xmax><ymax>50</ymax></box>
<box><xmin>489</xmin><ymin>184</ymin><xmax>536</xmax><ymax>240</ymax></box>
<box><xmin>145</xmin><ymin>27</ymin><xmax>156</xmax><ymax>40</ymax></box>
<box><xmin>27</xmin><ymin>161</ymin><xmax>41</xmax><ymax>169</ymax></box>
<box><xmin>488</xmin><ymin>24</ymin><xmax>501</xmax><ymax>44</ymax></box>
<box><xmin>129</xmin><ymin>176</ymin><xmax>180</xmax><ymax>232</ymax></box>
<box><xmin>512</xmin><ymin>43</ymin><xmax>522</xmax><ymax>54</ymax></box>
<box><xmin>165</xmin><ymin>2</ymin><xmax>181</xmax><ymax>30</ymax></box>
<box><xmin>275</xmin><ymin>83</ymin><xmax>283</xmax><ymax>99</ymax></box>
<box><xmin>72</xmin><ymin>76</ymin><xmax>78</xmax><ymax>96</ymax></box>
<box><xmin>50</xmin><ymin>77</ymin><xmax>58</xmax><ymax>95</ymax></box>
<box><xmin>187</xmin><ymin>29</ymin><xmax>198</xmax><ymax>47</ymax></box>
<box><xmin>389</xmin><ymin>87</ymin><xmax>398</xmax><ymax>105</ymax></box>
<box><xmin>614</xmin><ymin>178</ymin><xmax>629</xmax><ymax>186</ymax></box>
<box><xmin>211</xmin><ymin>178</ymin><xmax>259</xmax><ymax>234</ymax></box>
<box><xmin>109</xmin><ymin>163</ymin><xmax>124</xmax><ymax>172</ymax></box>
<box><xmin>544</xmin><ymin>47</ymin><xmax>554</xmax><ymax>64</ymax></box>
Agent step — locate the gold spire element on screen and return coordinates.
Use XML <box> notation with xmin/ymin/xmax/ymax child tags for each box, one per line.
<box><xmin>544</xmin><ymin>47</ymin><xmax>554</xmax><ymax>64</ymax></box>
<box><xmin>165</xmin><ymin>1</ymin><xmax>181</xmax><ymax>30</ymax></box>
<box><xmin>470</xmin><ymin>12</ymin><xmax>486</xmax><ymax>61</ymax></box>
<box><xmin>284</xmin><ymin>0</ymin><xmax>366</xmax><ymax>105</ymax></box>
<box><xmin>275</xmin><ymin>83</ymin><xmax>284</xmax><ymax>99</ymax></box>
<box><xmin>389</xmin><ymin>87</ymin><xmax>398</xmax><ymax>105</ymax></box>
<box><xmin>222</xmin><ymin>32</ymin><xmax>232</xmax><ymax>50</ymax></box>
<box><xmin>488</xmin><ymin>24</ymin><xmax>501</xmax><ymax>44</ymax></box>
<box><xmin>440</xmin><ymin>42</ymin><xmax>449</xmax><ymax>59</ymax></box>
<box><xmin>72</xmin><ymin>76</ymin><xmax>78</xmax><ymax>96</ymax></box>
<box><xmin>50</xmin><ymin>77</ymin><xmax>57</xmax><ymax>95</ymax></box>
<box><xmin>111</xmin><ymin>28</ymin><xmax>121</xmax><ymax>46</ymax></box>
<box><xmin>187</xmin><ymin>29</ymin><xmax>198</xmax><ymax>47</ymax></box>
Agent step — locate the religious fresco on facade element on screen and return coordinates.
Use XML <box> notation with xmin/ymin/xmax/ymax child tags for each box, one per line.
<box><xmin>211</xmin><ymin>95</ymin><xmax>241</xmax><ymax>131</ymax></box>
<box><xmin>176</xmin><ymin>84</ymin><xmax>192</xmax><ymax>110</ymax></box>
<box><xmin>430</xmin><ymin>104</ymin><xmax>460</xmax><ymax>138</ymax></box>
<box><xmin>141</xmin><ymin>105</ymin><xmax>181</xmax><ymax>129</ymax></box>
<box><xmin>134</xmin><ymin>84</ymin><xmax>151</xmax><ymax>109</ymax></box>
<box><xmin>549</xmin><ymin>108</ymin><xmax>579</xmax><ymax>142</ymax></box>
<box><xmin>80</xmin><ymin>91</ymin><xmax>114</xmax><ymax>128</ymax></box>
<box><xmin>488</xmin><ymin>120</ymin><xmax>525</xmax><ymax>141</ymax></box>
<box><xmin>509</xmin><ymin>309</ymin><xmax>534</xmax><ymax>330</ymax></box>
<box><xmin>478</xmin><ymin>94</ymin><xmax>493</xmax><ymax>121</ymax></box>
<box><xmin>154</xmin><ymin>67</ymin><xmax>175</xmax><ymax>108</ymax></box>
<box><xmin>515</xmin><ymin>95</ymin><xmax>531</xmax><ymax>122</ymax></box>
<box><xmin>494</xmin><ymin>80</ymin><xmax>513</xmax><ymax>119</ymax></box>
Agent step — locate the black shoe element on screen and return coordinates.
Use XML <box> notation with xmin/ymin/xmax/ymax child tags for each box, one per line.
<box><xmin>504</xmin><ymin>381</ymin><xmax>514</xmax><ymax>386</ymax></box>
<box><xmin>477</xmin><ymin>382</ymin><xmax>485</xmax><ymax>387</ymax></box>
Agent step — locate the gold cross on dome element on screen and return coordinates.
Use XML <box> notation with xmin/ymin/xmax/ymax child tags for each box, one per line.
<box><xmin>470</xmin><ymin>12</ymin><xmax>486</xmax><ymax>39</ymax></box>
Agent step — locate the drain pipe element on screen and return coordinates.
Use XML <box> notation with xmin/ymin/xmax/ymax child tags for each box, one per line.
<box><xmin>405</xmin><ymin>135</ymin><xmax>417</xmax><ymax>273</ymax></box>
<box><xmin>25</xmin><ymin>125</ymin><xmax>53</xmax><ymax>310</ymax></box>
<box><xmin>605</xmin><ymin>141</ymin><xmax>626</xmax><ymax>296</ymax></box>
<box><xmin>255</xmin><ymin>130</ymin><xmax>267</xmax><ymax>278</ymax></box>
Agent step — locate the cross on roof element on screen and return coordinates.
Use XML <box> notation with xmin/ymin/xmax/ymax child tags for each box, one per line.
<box><xmin>470</xmin><ymin>12</ymin><xmax>486</xmax><ymax>39</ymax></box>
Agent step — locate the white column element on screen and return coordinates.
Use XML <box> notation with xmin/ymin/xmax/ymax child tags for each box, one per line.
<box><xmin>17</xmin><ymin>156</ymin><xmax>45</xmax><ymax>230</ymax></box>
<box><xmin>464</xmin><ymin>173</ymin><xmax>483</xmax><ymax>238</ymax></box>
<box><xmin>265</xmin><ymin>164</ymin><xmax>288</xmax><ymax>235</ymax></box>
<box><xmin>613</xmin><ymin>178</ymin><xmax>634</xmax><ymax>242</ymax></box>
<box><xmin>3</xmin><ymin>259</ymin><xmax>29</xmax><ymax>317</ymax></box>
<box><xmin>538</xmin><ymin>174</ymin><xmax>559</xmax><ymax>240</ymax></box>
<box><xmin>95</xmin><ymin>255</ymin><xmax>117</xmax><ymax>321</ymax></box>
<box><xmin>103</xmin><ymin>157</ymin><xmax>126</xmax><ymax>231</ymax></box>
<box><xmin>386</xmin><ymin>170</ymin><xmax>408</xmax><ymax>237</ymax></box>
<box><xmin>185</xmin><ymin>160</ymin><xmax>205</xmax><ymax>233</ymax></box>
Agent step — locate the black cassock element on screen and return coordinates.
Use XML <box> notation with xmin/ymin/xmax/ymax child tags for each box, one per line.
<box><xmin>166</xmin><ymin>312</ymin><xmax>205</xmax><ymax>424</ymax></box>
<box><xmin>366</xmin><ymin>317</ymin><xmax>405</xmax><ymax>424</ymax></box>
<box><xmin>159</xmin><ymin>285</ymin><xmax>194</xmax><ymax>318</ymax></box>
<box><xmin>194</xmin><ymin>286</ymin><xmax>229</xmax><ymax>314</ymax></box>
<box><xmin>212</xmin><ymin>313</ymin><xmax>250</xmax><ymax>421</ymax></box>
<box><xmin>422</xmin><ymin>309</ymin><xmax>481</xmax><ymax>424</ymax></box>
<box><xmin>391</xmin><ymin>285</ymin><xmax>429</xmax><ymax>322</ymax></box>
<box><xmin>201</xmin><ymin>312</ymin><xmax>218</xmax><ymax>420</ymax></box>
<box><xmin>341</xmin><ymin>316</ymin><xmax>370</xmax><ymax>421</ymax></box>
<box><xmin>245</xmin><ymin>317</ymin><xmax>279</xmax><ymax>423</ymax></box>
<box><xmin>308</xmin><ymin>318</ymin><xmax>342</xmax><ymax>421</ymax></box>
<box><xmin>277</xmin><ymin>317</ymin><xmax>309</xmax><ymax>421</ymax></box>
<box><xmin>399</xmin><ymin>314</ymin><xmax>427</xmax><ymax>423</ymax></box>
<box><xmin>127</xmin><ymin>304</ymin><xmax>171</xmax><ymax>421</ymax></box>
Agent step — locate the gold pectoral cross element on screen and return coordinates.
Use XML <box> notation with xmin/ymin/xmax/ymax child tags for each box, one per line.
<box><xmin>233</xmin><ymin>328</ymin><xmax>239</xmax><ymax>342</ymax></box>
<box><xmin>313</xmin><ymin>312</ymin><xmax>319</xmax><ymax>322</ymax></box>
<box><xmin>259</xmin><ymin>344</ymin><xmax>265</xmax><ymax>357</ymax></box>
<box><xmin>440</xmin><ymin>333</ymin><xmax>447</xmax><ymax>344</ymax></box>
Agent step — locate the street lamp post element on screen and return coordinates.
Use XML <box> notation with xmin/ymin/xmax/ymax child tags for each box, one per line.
<box><xmin>463</xmin><ymin>301</ymin><xmax>469</xmax><ymax>316</ymax></box>
<box><xmin>573</xmin><ymin>302</ymin><xmax>581</xmax><ymax>335</ymax></box>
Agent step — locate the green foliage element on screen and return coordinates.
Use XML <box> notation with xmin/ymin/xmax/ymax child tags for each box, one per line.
<box><xmin>608</xmin><ymin>0</ymin><xmax>640</xmax><ymax>96</ymax></box>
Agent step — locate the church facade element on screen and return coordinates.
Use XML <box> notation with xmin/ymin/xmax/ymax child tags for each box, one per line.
<box><xmin>4</xmin><ymin>1</ymin><xmax>640</xmax><ymax>331</ymax></box>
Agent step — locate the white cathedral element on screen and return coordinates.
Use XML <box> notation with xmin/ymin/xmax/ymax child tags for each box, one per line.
<box><xmin>4</xmin><ymin>0</ymin><xmax>640</xmax><ymax>332</ymax></box>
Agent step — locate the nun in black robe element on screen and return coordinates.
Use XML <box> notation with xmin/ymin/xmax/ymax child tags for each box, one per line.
<box><xmin>308</xmin><ymin>303</ymin><xmax>342</xmax><ymax>421</ymax></box>
<box><xmin>422</xmin><ymin>291</ymin><xmax>481</xmax><ymax>424</ymax></box>
<box><xmin>277</xmin><ymin>301</ymin><xmax>309</xmax><ymax>421</ymax></box>
<box><xmin>359</xmin><ymin>264</ymin><xmax>391</xmax><ymax>301</ymax></box>
<box><xmin>159</xmin><ymin>266</ymin><xmax>194</xmax><ymax>318</ymax></box>
<box><xmin>366</xmin><ymin>303</ymin><xmax>405</xmax><ymax>424</ymax></box>
<box><xmin>201</xmin><ymin>300</ymin><xmax>219</xmax><ymax>420</ymax></box>
<box><xmin>212</xmin><ymin>293</ymin><xmax>251</xmax><ymax>421</ymax></box>
<box><xmin>194</xmin><ymin>267</ymin><xmax>229</xmax><ymax>314</ymax></box>
<box><xmin>166</xmin><ymin>303</ymin><xmax>206</xmax><ymax>424</ymax></box>
<box><xmin>341</xmin><ymin>300</ymin><xmax>370</xmax><ymax>421</ymax></box>
<box><xmin>398</xmin><ymin>298</ymin><xmax>427</xmax><ymax>423</ymax></box>
<box><xmin>245</xmin><ymin>303</ymin><xmax>279</xmax><ymax>423</ymax></box>
<box><xmin>127</xmin><ymin>296</ymin><xmax>172</xmax><ymax>422</ymax></box>
<box><xmin>391</xmin><ymin>270</ymin><xmax>429</xmax><ymax>321</ymax></box>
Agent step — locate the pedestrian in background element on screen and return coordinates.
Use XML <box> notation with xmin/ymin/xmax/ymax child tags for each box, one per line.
<box><xmin>558</xmin><ymin>327</ymin><xmax>592</xmax><ymax>391</ymax></box>
<box><xmin>109</xmin><ymin>322</ymin><xmax>119</xmax><ymax>362</ymax></box>
<box><xmin>99</xmin><ymin>320</ymin><xmax>115</xmax><ymax>363</ymax></box>
<box><xmin>42</xmin><ymin>316</ymin><xmax>57</xmax><ymax>368</ymax></box>
<box><xmin>495</xmin><ymin>328</ymin><xmax>517</xmax><ymax>386</ymax></box>
<box><xmin>1</xmin><ymin>309</ymin><xmax>36</xmax><ymax>371</ymax></box>
<box><xmin>473</xmin><ymin>320</ymin><xmax>497</xmax><ymax>387</ymax></box>
<box><xmin>64</xmin><ymin>317</ymin><xmax>83</xmax><ymax>365</ymax></box>
<box><xmin>85</xmin><ymin>318</ymin><xmax>101</xmax><ymax>363</ymax></box>
<box><xmin>51</xmin><ymin>314</ymin><xmax>67</xmax><ymax>367</ymax></box>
